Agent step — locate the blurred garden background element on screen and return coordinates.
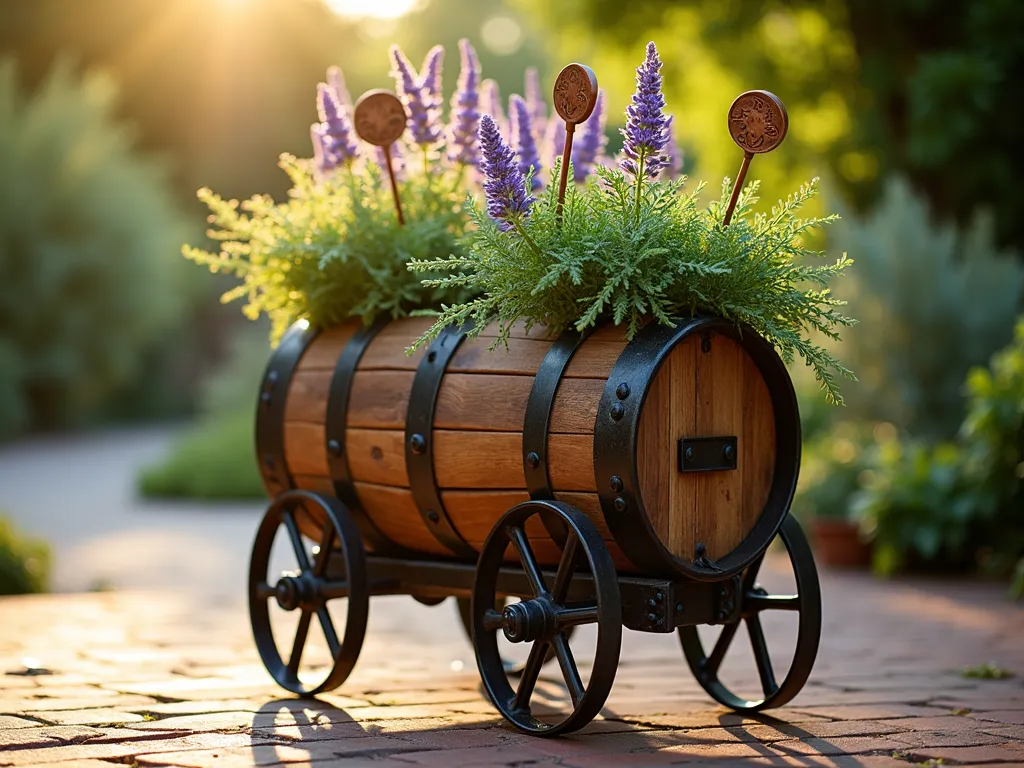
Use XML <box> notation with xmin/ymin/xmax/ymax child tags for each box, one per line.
<box><xmin>0</xmin><ymin>0</ymin><xmax>1022</xmax><ymax>597</ymax></box>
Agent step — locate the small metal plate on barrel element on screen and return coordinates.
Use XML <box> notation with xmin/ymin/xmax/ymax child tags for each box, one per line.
<box><xmin>553</xmin><ymin>63</ymin><xmax>599</xmax><ymax>125</ymax></box>
<box><xmin>727</xmin><ymin>90</ymin><xmax>788</xmax><ymax>154</ymax></box>
<box><xmin>678</xmin><ymin>436</ymin><xmax>738</xmax><ymax>473</ymax></box>
<box><xmin>353</xmin><ymin>89</ymin><xmax>407</xmax><ymax>147</ymax></box>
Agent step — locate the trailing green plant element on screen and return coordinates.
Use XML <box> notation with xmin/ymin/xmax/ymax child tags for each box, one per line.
<box><xmin>832</xmin><ymin>178</ymin><xmax>1023</xmax><ymax>439</ymax></box>
<box><xmin>411</xmin><ymin>43</ymin><xmax>855</xmax><ymax>403</ymax></box>
<box><xmin>184</xmin><ymin>43</ymin><xmax>487</xmax><ymax>343</ymax></box>
<box><xmin>853</xmin><ymin>317</ymin><xmax>1024</xmax><ymax>590</ymax></box>
<box><xmin>0</xmin><ymin>516</ymin><xmax>50</xmax><ymax>595</ymax></box>
<box><xmin>0</xmin><ymin>58</ymin><xmax>194</xmax><ymax>438</ymax></box>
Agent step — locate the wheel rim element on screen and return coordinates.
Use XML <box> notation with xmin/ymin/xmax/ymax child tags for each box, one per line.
<box><xmin>679</xmin><ymin>514</ymin><xmax>821</xmax><ymax>711</ymax></box>
<box><xmin>473</xmin><ymin>500</ymin><xmax>621</xmax><ymax>736</ymax></box>
<box><xmin>249</xmin><ymin>490</ymin><xmax>368</xmax><ymax>696</ymax></box>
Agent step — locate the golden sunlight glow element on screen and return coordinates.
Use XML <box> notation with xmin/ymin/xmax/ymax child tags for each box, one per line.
<box><xmin>324</xmin><ymin>0</ymin><xmax>419</xmax><ymax>19</ymax></box>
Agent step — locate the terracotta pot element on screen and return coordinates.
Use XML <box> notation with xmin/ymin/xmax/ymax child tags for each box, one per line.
<box><xmin>810</xmin><ymin>517</ymin><xmax>872</xmax><ymax>568</ymax></box>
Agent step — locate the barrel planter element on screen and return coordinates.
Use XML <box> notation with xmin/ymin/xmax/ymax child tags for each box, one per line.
<box><xmin>255</xmin><ymin>315</ymin><xmax>800</xmax><ymax>577</ymax></box>
<box><xmin>248</xmin><ymin>314</ymin><xmax>819</xmax><ymax>735</ymax></box>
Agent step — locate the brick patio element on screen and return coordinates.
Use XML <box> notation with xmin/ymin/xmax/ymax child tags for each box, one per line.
<box><xmin>1</xmin><ymin>562</ymin><xmax>1022</xmax><ymax>768</ymax></box>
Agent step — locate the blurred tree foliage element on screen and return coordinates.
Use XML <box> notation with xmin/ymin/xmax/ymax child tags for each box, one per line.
<box><xmin>0</xmin><ymin>59</ymin><xmax>195</xmax><ymax>437</ymax></box>
<box><xmin>514</xmin><ymin>0</ymin><xmax>1024</xmax><ymax>250</ymax></box>
<box><xmin>0</xmin><ymin>0</ymin><xmax>551</xmax><ymax>205</ymax></box>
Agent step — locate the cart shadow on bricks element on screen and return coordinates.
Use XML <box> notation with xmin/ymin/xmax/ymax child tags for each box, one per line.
<box><xmin>247</xmin><ymin>313</ymin><xmax>821</xmax><ymax>737</ymax></box>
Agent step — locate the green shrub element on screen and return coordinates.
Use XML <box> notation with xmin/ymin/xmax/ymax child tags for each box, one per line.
<box><xmin>792</xmin><ymin>420</ymin><xmax>895</xmax><ymax>521</ymax></box>
<box><xmin>0</xmin><ymin>516</ymin><xmax>50</xmax><ymax>595</ymax></box>
<box><xmin>853</xmin><ymin>317</ymin><xmax>1024</xmax><ymax>588</ymax></box>
<box><xmin>137</xmin><ymin>411</ymin><xmax>264</xmax><ymax>500</ymax></box>
<box><xmin>137</xmin><ymin>327</ymin><xmax>270</xmax><ymax>500</ymax></box>
<box><xmin>832</xmin><ymin>178</ymin><xmax>1023</xmax><ymax>439</ymax></box>
<box><xmin>0</xmin><ymin>58</ymin><xmax>194</xmax><ymax>438</ymax></box>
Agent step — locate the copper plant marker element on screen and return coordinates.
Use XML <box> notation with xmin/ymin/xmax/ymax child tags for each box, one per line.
<box><xmin>552</xmin><ymin>63</ymin><xmax>599</xmax><ymax>222</ymax></box>
<box><xmin>353</xmin><ymin>89</ymin><xmax>408</xmax><ymax>225</ymax></box>
<box><xmin>723</xmin><ymin>90</ymin><xmax>789</xmax><ymax>226</ymax></box>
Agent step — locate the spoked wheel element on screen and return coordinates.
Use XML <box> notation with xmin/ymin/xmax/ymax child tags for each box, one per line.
<box><xmin>473</xmin><ymin>500</ymin><xmax>622</xmax><ymax>736</ymax></box>
<box><xmin>456</xmin><ymin>596</ymin><xmax>575</xmax><ymax>676</ymax></box>
<box><xmin>679</xmin><ymin>514</ymin><xmax>821</xmax><ymax>711</ymax></box>
<box><xmin>249</xmin><ymin>490</ymin><xmax>368</xmax><ymax>696</ymax></box>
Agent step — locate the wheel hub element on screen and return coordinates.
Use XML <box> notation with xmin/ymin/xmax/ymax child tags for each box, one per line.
<box><xmin>502</xmin><ymin>598</ymin><xmax>557</xmax><ymax>643</ymax></box>
<box><xmin>274</xmin><ymin>574</ymin><xmax>316</xmax><ymax>612</ymax></box>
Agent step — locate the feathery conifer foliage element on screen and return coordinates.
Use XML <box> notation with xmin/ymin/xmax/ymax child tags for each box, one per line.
<box><xmin>411</xmin><ymin>43</ymin><xmax>855</xmax><ymax>403</ymax></box>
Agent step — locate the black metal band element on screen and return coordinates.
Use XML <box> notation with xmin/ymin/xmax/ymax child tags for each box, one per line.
<box><xmin>255</xmin><ymin>321</ymin><xmax>319</xmax><ymax>497</ymax></box>
<box><xmin>523</xmin><ymin>329</ymin><xmax>590</xmax><ymax>544</ymax></box>
<box><xmin>325</xmin><ymin>316</ymin><xmax>402</xmax><ymax>554</ymax></box>
<box><xmin>593</xmin><ymin>317</ymin><xmax>801</xmax><ymax>582</ymax></box>
<box><xmin>405</xmin><ymin>324</ymin><xmax>477</xmax><ymax>559</ymax></box>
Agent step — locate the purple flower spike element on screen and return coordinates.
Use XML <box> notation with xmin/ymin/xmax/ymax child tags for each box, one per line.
<box><xmin>620</xmin><ymin>41</ymin><xmax>670</xmax><ymax>180</ymax></box>
<box><xmin>448</xmin><ymin>39</ymin><xmax>481</xmax><ymax>167</ymax></box>
<box><xmin>664</xmin><ymin>115</ymin><xmax>684</xmax><ymax>179</ymax></box>
<box><xmin>316</xmin><ymin>83</ymin><xmax>359</xmax><ymax>171</ymax></box>
<box><xmin>419</xmin><ymin>45</ymin><xmax>444</xmax><ymax>103</ymax></box>
<box><xmin>509</xmin><ymin>94</ymin><xmax>543</xmax><ymax>190</ymax></box>
<box><xmin>326</xmin><ymin>65</ymin><xmax>351</xmax><ymax>109</ymax></box>
<box><xmin>479</xmin><ymin>114</ymin><xmax>533</xmax><ymax>228</ymax></box>
<box><xmin>573</xmin><ymin>89</ymin><xmax>607</xmax><ymax>182</ymax></box>
<box><xmin>390</xmin><ymin>45</ymin><xmax>442</xmax><ymax>147</ymax></box>
<box><xmin>310</xmin><ymin>123</ymin><xmax>328</xmax><ymax>174</ymax></box>
<box><xmin>525</xmin><ymin>67</ymin><xmax>546</xmax><ymax>136</ymax></box>
<box><xmin>480</xmin><ymin>79</ymin><xmax>507</xmax><ymax>136</ymax></box>
<box><xmin>543</xmin><ymin>117</ymin><xmax>565</xmax><ymax>170</ymax></box>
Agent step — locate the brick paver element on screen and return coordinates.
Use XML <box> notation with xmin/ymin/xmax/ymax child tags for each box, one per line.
<box><xmin>2</xmin><ymin>564</ymin><xmax>1023</xmax><ymax>767</ymax></box>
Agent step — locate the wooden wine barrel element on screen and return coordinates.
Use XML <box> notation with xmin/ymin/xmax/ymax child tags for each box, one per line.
<box><xmin>254</xmin><ymin>315</ymin><xmax>799</xmax><ymax>580</ymax></box>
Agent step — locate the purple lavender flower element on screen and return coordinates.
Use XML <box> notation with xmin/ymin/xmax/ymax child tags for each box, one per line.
<box><xmin>479</xmin><ymin>114</ymin><xmax>533</xmax><ymax>228</ymax></box>
<box><xmin>543</xmin><ymin>117</ymin><xmax>565</xmax><ymax>171</ymax></box>
<box><xmin>620</xmin><ymin>41</ymin><xmax>670</xmax><ymax>179</ymax></box>
<box><xmin>315</xmin><ymin>82</ymin><xmax>359</xmax><ymax>171</ymax></box>
<box><xmin>664</xmin><ymin>115</ymin><xmax>684</xmax><ymax>179</ymax></box>
<box><xmin>480</xmin><ymin>79</ymin><xmax>507</xmax><ymax>136</ymax></box>
<box><xmin>418</xmin><ymin>45</ymin><xmax>444</xmax><ymax>104</ymax></box>
<box><xmin>509</xmin><ymin>94</ymin><xmax>543</xmax><ymax>190</ymax></box>
<box><xmin>326</xmin><ymin>65</ymin><xmax>351</xmax><ymax>110</ymax></box>
<box><xmin>524</xmin><ymin>67</ymin><xmax>547</xmax><ymax>137</ymax></box>
<box><xmin>447</xmin><ymin>39</ymin><xmax>481</xmax><ymax>167</ymax></box>
<box><xmin>310</xmin><ymin>123</ymin><xmax>328</xmax><ymax>174</ymax></box>
<box><xmin>389</xmin><ymin>45</ymin><xmax>442</xmax><ymax>146</ymax></box>
<box><xmin>572</xmin><ymin>89</ymin><xmax>607</xmax><ymax>182</ymax></box>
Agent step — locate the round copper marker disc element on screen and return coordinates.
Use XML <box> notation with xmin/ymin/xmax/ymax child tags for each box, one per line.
<box><xmin>727</xmin><ymin>90</ymin><xmax>789</xmax><ymax>154</ymax></box>
<box><xmin>353</xmin><ymin>89</ymin><xmax>407</xmax><ymax>147</ymax></box>
<box><xmin>552</xmin><ymin>63</ymin><xmax>599</xmax><ymax>125</ymax></box>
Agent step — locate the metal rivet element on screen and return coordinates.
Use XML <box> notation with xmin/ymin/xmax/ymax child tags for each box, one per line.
<box><xmin>409</xmin><ymin>433</ymin><xmax>426</xmax><ymax>454</ymax></box>
<box><xmin>676</xmin><ymin>602</ymin><xmax>684</xmax><ymax>613</ymax></box>
<box><xmin>719</xmin><ymin>587</ymin><xmax>730</xmax><ymax>598</ymax></box>
<box><xmin>427</xmin><ymin>510</ymin><xmax>440</xmax><ymax>523</ymax></box>
<box><xmin>610</xmin><ymin>475</ymin><xmax>623</xmax><ymax>492</ymax></box>
<box><xmin>267</xmin><ymin>370</ymin><xmax>279</xmax><ymax>384</ymax></box>
<box><xmin>327</xmin><ymin>439</ymin><xmax>342</xmax><ymax>457</ymax></box>
<box><xmin>613</xmin><ymin>496</ymin><xmax>627</xmax><ymax>512</ymax></box>
<box><xmin>525</xmin><ymin>451</ymin><xmax>540</xmax><ymax>469</ymax></box>
<box><xmin>655</xmin><ymin>591</ymin><xmax>664</xmax><ymax>602</ymax></box>
<box><xmin>723</xmin><ymin>444</ymin><xmax>735</xmax><ymax>461</ymax></box>
<box><xmin>427</xmin><ymin>350</ymin><xmax>437</xmax><ymax>363</ymax></box>
<box><xmin>260</xmin><ymin>391</ymin><xmax>272</xmax><ymax>404</ymax></box>
<box><xmin>684</xmin><ymin>446</ymin><xmax>694</xmax><ymax>462</ymax></box>
<box><xmin>610</xmin><ymin>402</ymin><xmax>625</xmax><ymax>421</ymax></box>
<box><xmin>647</xmin><ymin>598</ymin><xmax>656</xmax><ymax>608</ymax></box>
<box><xmin>647</xmin><ymin>613</ymin><xmax>657</xmax><ymax>623</ymax></box>
<box><xmin>615</xmin><ymin>382</ymin><xmax>630</xmax><ymax>400</ymax></box>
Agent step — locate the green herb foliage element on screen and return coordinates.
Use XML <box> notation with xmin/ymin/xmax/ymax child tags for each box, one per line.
<box><xmin>185</xmin><ymin>156</ymin><xmax>471</xmax><ymax>343</ymax></box>
<box><xmin>412</xmin><ymin>165</ymin><xmax>855</xmax><ymax>403</ymax></box>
